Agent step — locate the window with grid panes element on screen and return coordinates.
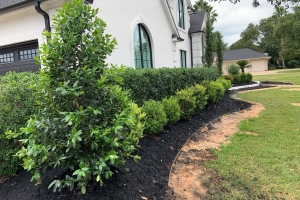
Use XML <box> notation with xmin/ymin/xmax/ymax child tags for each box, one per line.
<box><xmin>180</xmin><ymin>50</ymin><xmax>187</xmax><ymax>68</ymax></box>
<box><xmin>19</xmin><ymin>49</ymin><xmax>38</xmax><ymax>61</ymax></box>
<box><xmin>178</xmin><ymin>0</ymin><xmax>185</xmax><ymax>29</ymax></box>
<box><xmin>134</xmin><ymin>24</ymin><xmax>153</xmax><ymax>69</ymax></box>
<box><xmin>0</xmin><ymin>52</ymin><xmax>14</xmax><ymax>63</ymax></box>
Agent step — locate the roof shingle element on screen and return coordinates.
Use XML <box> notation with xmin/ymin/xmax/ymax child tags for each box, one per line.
<box><xmin>189</xmin><ymin>11</ymin><xmax>205</xmax><ymax>34</ymax></box>
<box><xmin>223</xmin><ymin>48</ymin><xmax>270</xmax><ymax>61</ymax></box>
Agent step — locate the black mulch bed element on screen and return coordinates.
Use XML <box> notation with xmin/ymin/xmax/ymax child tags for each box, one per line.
<box><xmin>260</xmin><ymin>81</ymin><xmax>293</xmax><ymax>85</ymax></box>
<box><xmin>233</xmin><ymin>81</ymin><xmax>257</xmax><ymax>87</ymax></box>
<box><xmin>0</xmin><ymin>91</ymin><xmax>253</xmax><ymax>200</ymax></box>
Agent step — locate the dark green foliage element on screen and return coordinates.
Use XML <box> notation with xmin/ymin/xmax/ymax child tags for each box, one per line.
<box><xmin>120</xmin><ymin>67</ymin><xmax>219</xmax><ymax>106</ymax></box>
<box><xmin>226</xmin><ymin>64</ymin><xmax>240</xmax><ymax>75</ymax></box>
<box><xmin>232</xmin><ymin>74</ymin><xmax>241</xmax><ymax>84</ymax></box>
<box><xmin>240</xmin><ymin>73</ymin><xmax>248</xmax><ymax>83</ymax></box>
<box><xmin>142</xmin><ymin>100</ymin><xmax>167</xmax><ymax>134</ymax></box>
<box><xmin>6</xmin><ymin>0</ymin><xmax>143</xmax><ymax>194</ymax></box>
<box><xmin>190</xmin><ymin>84</ymin><xmax>208</xmax><ymax>111</ymax></box>
<box><xmin>176</xmin><ymin>89</ymin><xmax>197</xmax><ymax>119</ymax></box>
<box><xmin>205</xmin><ymin>19</ymin><xmax>214</xmax><ymax>67</ymax></box>
<box><xmin>0</xmin><ymin>72</ymin><xmax>38</xmax><ymax>176</ymax></box>
<box><xmin>162</xmin><ymin>97</ymin><xmax>181</xmax><ymax>124</ymax></box>
<box><xmin>246</xmin><ymin>73</ymin><xmax>253</xmax><ymax>82</ymax></box>
<box><xmin>287</xmin><ymin>60</ymin><xmax>300</xmax><ymax>68</ymax></box>
<box><xmin>216</xmin><ymin>31</ymin><xmax>224</xmax><ymax>74</ymax></box>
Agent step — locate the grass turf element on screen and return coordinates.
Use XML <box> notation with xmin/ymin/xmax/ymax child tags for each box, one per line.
<box><xmin>205</xmin><ymin>87</ymin><xmax>300</xmax><ymax>199</ymax></box>
<box><xmin>253</xmin><ymin>69</ymin><xmax>300</xmax><ymax>85</ymax></box>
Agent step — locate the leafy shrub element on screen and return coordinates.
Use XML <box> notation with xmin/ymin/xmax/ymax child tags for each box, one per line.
<box><xmin>201</xmin><ymin>80</ymin><xmax>217</xmax><ymax>104</ymax></box>
<box><xmin>287</xmin><ymin>60</ymin><xmax>300</xmax><ymax>68</ymax></box>
<box><xmin>232</xmin><ymin>74</ymin><xmax>241</xmax><ymax>84</ymax></box>
<box><xmin>190</xmin><ymin>84</ymin><xmax>208</xmax><ymax>111</ymax></box>
<box><xmin>246</xmin><ymin>73</ymin><xmax>253</xmax><ymax>82</ymax></box>
<box><xmin>223</xmin><ymin>74</ymin><xmax>232</xmax><ymax>82</ymax></box>
<box><xmin>226</xmin><ymin>64</ymin><xmax>240</xmax><ymax>75</ymax></box>
<box><xmin>211</xmin><ymin>82</ymin><xmax>225</xmax><ymax>101</ymax></box>
<box><xmin>240</xmin><ymin>73</ymin><xmax>248</xmax><ymax>83</ymax></box>
<box><xmin>7</xmin><ymin>0</ymin><xmax>143</xmax><ymax>194</ymax></box>
<box><xmin>120</xmin><ymin>67</ymin><xmax>219</xmax><ymax>105</ymax></box>
<box><xmin>176</xmin><ymin>89</ymin><xmax>196</xmax><ymax>119</ymax></box>
<box><xmin>0</xmin><ymin>71</ymin><xmax>38</xmax><ymax>176</ymax></box>
<box><xmin>216</xmin><ymin>77</ymin><xmax>232</xmax><ymax>90</ymax></box>
<box><xmin>142</xmin><ymin>100</ymin><xmax>167</xmax><ymax>134</ymax></box>
<box><xmin>162</xmin><ymin>96</ymin><xmax>181</xmax><ymax>124</ymax></box>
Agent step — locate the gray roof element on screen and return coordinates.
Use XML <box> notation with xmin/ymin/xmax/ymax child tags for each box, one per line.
<box><xmin>0</xmin><ymin>0</ymin><xmax>25</xmax><ymax>9</ymax></box>
<box><xmin>189</xmin><ymin>11</ymin><xmax>206</xmax><ymax>34</ymax></box>
<box><xmin>223</xmin><ymin>48</ymin><xmax>270</xmax><ymax>61</ymax></box>
<box><xmin>0</xmin><ymin>0</ymin><xmax>93</xmax><ymax>14</ymax></box>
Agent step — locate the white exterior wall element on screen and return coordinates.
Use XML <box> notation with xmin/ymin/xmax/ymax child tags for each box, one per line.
<box><xmin>0</xmin><ymin>0</ymin><xmax>65</xmax><ymax>47</ymax></box>
<box><xmin>0</xmin><ymin>0</ymin><xmax>197</xmax><ymax>69</ymax></box>
<box><xmin>191</xmin><ymin>32</ymin><xmax>205</xmax><ymax>66</ymax></box>
<box><xmin>93</xmin><ymin>0</ymin><xmax>193</xmax><ymax>68</ymax></box>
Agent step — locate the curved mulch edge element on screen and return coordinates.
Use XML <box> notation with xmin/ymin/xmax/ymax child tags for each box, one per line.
<box><xmin>168</xmin><ymin>95</ymin><xmax>265</xmax><ymax>199</ymax></box>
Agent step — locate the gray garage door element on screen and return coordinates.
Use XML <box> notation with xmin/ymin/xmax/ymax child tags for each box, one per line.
<box><xmin>0</xmin><ymin>40</ymin><xmax>40</xmax><ymax>75</ymax></box>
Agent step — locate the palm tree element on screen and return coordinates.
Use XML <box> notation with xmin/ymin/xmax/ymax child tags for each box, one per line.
<box><xmin>236</xmin><ymin>60</ymin><xmax>251</xmax><ymax>73</ymax></box>
<box><xmin>272</xmin><ymin>6</ymin><xmax>288</xmax><ymax>68</ymax></box>
<box><xmin>193</xmin><ymin>0</ymin><xmax>218</xmax><ymax>25</ymax></box>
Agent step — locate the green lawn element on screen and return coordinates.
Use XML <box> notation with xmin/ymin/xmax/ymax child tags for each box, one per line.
<box><xmin>253</xmin><ymin>69</ymin><xmax>300</xmax><ymax>85</ymax></box>
<box><xmin>205</xmin><ymin>88</ymin><xmax>300</xmax><ymax>199</ymax></box>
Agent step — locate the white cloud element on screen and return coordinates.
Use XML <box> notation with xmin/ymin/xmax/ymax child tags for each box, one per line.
<box><xmin>190</xmin><ymin>0</ymin><xmax>276</xmax><ymax>45</ymax></box>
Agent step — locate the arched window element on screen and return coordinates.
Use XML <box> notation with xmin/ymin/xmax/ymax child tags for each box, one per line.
<box><xmin>134</xmin><ymin>24</ymin><xmax>153</xmax><ymax>69</ymax></box>
<box><xmin>178</xmin><ymin>0</ymin><xmax>185</xmax><ymax>29</ymax></box>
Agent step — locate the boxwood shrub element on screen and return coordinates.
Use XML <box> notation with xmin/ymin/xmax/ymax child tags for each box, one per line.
<box><xmin>240</xmin><ymin>73</ymin><xmax>248</xmax><ymax>83</ymax></box>
<box><xmin>162</xmin><ymin>96</ymin><xmax>181</xmax><ymax>124</ymax></box>
<box><xmin>120</xmin><ymin>67</ymin><xmax>219</xmax><ymax>105</ymax></box>
<box><xmin>176</xmin><ymin>88</ymin><xmax>197</xmax><ymax>119</ymax></box>
<box><xmin>190</xmin><ymin>84</ymin><xmax>208</xmax><ymax>111</ymax></box>
<box><xmin>0</xmin><ymin>71</ymin><xmax>38</xmax><ymax>176</ymax></box>
<box><xmin>142</xmin><ymin>100</ymin><xmax>167</xmax><ymax>134</ymax></box>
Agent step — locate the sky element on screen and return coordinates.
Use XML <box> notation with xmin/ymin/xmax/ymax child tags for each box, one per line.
<box><xmin>190</xmin><ymin>0</ymin><xmax>277</xmax><ymax>46</ymax></box>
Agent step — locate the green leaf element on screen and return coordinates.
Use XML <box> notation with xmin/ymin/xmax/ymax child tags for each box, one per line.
<box><xmin>81</xmin><ymin>186</ymin><xmax>86</xmax><ymax>194</ymax></box>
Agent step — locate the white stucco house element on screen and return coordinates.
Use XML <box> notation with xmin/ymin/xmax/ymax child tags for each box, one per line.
<box><xmin>0</xmin><ymin>0</ymin><xmax>207</xmax><ymax>75</ymax></box>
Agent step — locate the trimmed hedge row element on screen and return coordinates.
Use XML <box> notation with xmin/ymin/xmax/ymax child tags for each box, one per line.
<box><xmin>0</xmin><ymin>67</ymin><xmax>223</xmax><ymax>176</ymax></box>
<box><xmin>120</xmin><ymin>67</ymin><xmax>219</xmax><ymax>105</ymax></box>
<box><xmin>224</xmin><ymin>73</ymin><xmax>253</xmax><ymax>84</ymax></box>
<box><xmin>0</xmin><ymin>72</ymin><xmax>39</xmax><ymax>176</ymax></box>
<box><xmin>142</xmin><ymin>77</ymin><xmax>232</xmax><ymax>134</ymax></box>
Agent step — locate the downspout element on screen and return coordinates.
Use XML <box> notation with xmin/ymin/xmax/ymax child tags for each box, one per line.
<box><xmin>189</xmin><ymin>34</ymin><xmax>193</xmax><ymax>67</ymax></box>
<box><xmin>35</xmin><ymin>1</ymin><xmax>51</xmax><ymax>33</ymax></box>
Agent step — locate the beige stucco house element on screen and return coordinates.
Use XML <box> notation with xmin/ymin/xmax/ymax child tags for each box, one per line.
<box><xmin>221</xmin><ymin>48</ymin><xmax>271</xmax><ymax>74</ymax></box>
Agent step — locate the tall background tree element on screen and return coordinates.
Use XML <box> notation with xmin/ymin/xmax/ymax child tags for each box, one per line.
<box><xmin>193</xmin><ymin>0</ymin><xmax>226</xmax><ymax>67</ymax></box>
<box><xmin>204</xmin><ymin>19</ymin><xmax>214</xmax><ymax>66</ymax></box>
<box><xmin>274</xmin><ymin>6</ymin><xmax>300</xmax><ymax>62</ymax></box>
<box><xmin>216</xmin><ymin>31</ymin><xmax>224</xmax><ymax>74</ymax></box>
<box><xmin>272</xmin><ymin>6</ymin><xmax>288</xmax><ymax>68</ymax></box>
<box><xmin>215</xmin><ymin>0</ymin><xmax>300</xmax><ymax>8</ymax></box>
<box><xmin>230</xmin><ymin>23</ymin><xmax>262</xmax><ymax>52</ymax></box>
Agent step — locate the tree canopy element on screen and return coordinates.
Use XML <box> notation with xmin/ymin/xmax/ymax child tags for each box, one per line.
<box><xmin>211</xmin><ymin>0</ymin><xmax>300</xmax><ymax>8</ymax></box>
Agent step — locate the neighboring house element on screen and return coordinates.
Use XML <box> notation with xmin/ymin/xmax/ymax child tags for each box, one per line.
<box><xmin>0</xmin><ymin>0</ymin><xmax>207</xmax><ymax>75</ymax></box>
<box><xmin>221</xmin><ymin>48</ymin><xmax>271</xmax><ymax>74</ymax></box>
